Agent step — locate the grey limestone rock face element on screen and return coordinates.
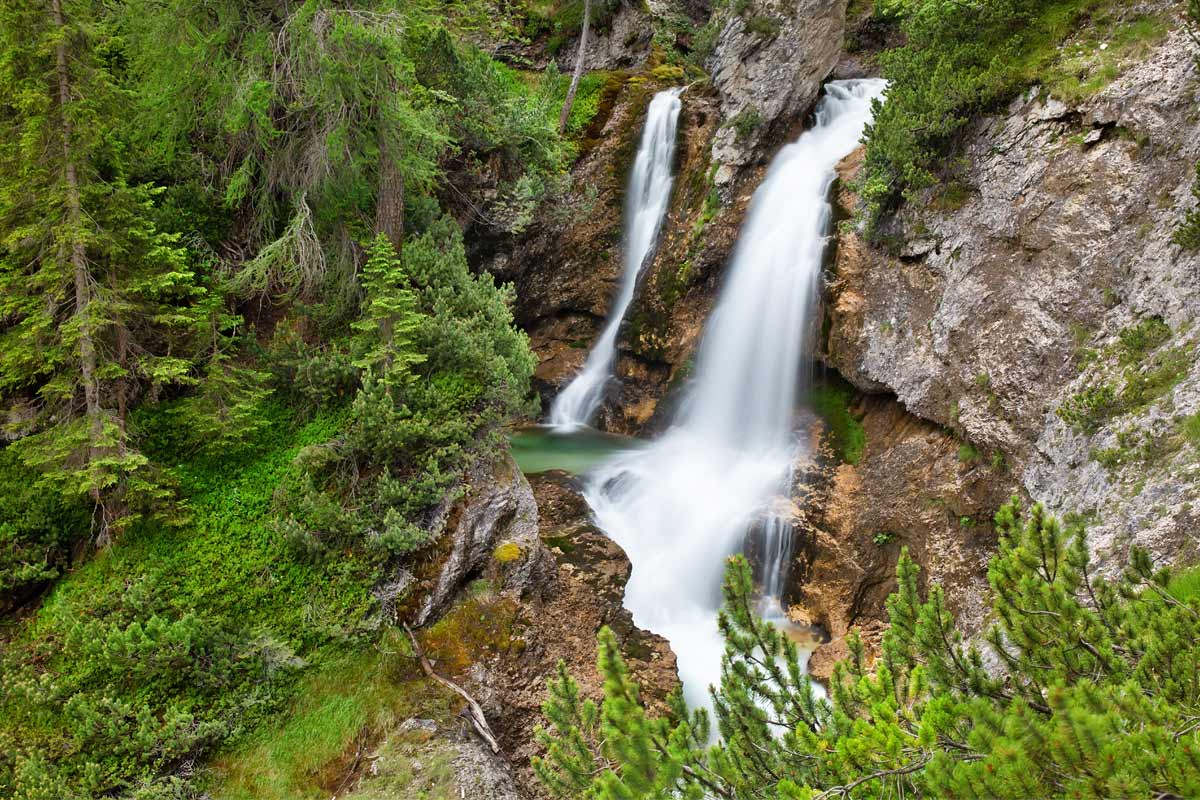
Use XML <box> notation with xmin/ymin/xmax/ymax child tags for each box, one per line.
<box><xmin>828</xmin><ymin>25</ymin><xmax>1200</xmax><ymax>572</ymax></box>
<box><xmin>707</xmin><ymin>0</ymin><xmax>848</xmax><ymax>173</ymax></box>
<box><xmin>555</xmin><ymin>2</ymin><xmax>655</xmax><ymax>72</ymax></box>
<box><xmin>416</xmin><ymin>456</ymin><xmax>553</xmax><ymax>626</ymax></box>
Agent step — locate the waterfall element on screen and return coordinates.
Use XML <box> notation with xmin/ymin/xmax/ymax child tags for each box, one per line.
<box><xmin>584</xmin><ymin>79</ymin><xmax>888</xmax><ymax>711</ymax></box>
<box><xmin>550</xmin><ymin>89</ymin><xmax>683</xmax><ymax>429</ymax></box>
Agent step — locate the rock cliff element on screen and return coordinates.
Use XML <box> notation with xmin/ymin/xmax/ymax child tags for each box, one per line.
<box><xmin>707</xmin><ymin>0</ymin><xmax>847</xmax><ymax>174</ymax></box>
<box><xmin>827</xmin><ymin>21</ymin><xmax>1200</xmax><ymax>583</ymax></box>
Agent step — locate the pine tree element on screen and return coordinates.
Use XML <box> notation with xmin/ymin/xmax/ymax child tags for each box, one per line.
<box><xmin>351</xmin><ymin>235</ymin><xmax>426</xmax><ymax>385</ymax></box>
<box><xmin>537</xmin><ymin>500</ymin><xmax>1200</xmax><ymax>798</ymax></box>
<box><xmin>0</xmin><ymin>0</ymin><xmax>214</xmax><ymax>542</ymax></box>
<box><xmin>122</xmin><ymin>0</ymin><xmax>452</xmax><ymax>304</ymax></box>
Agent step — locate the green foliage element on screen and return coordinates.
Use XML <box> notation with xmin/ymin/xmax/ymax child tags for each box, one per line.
<box><xmin>860</xmin><ymin>0</ymin><xmax>1161</xmax><ymax>226</ymax></box>
<box><xmin>809</xmin><ymin>383</ymin><xmax>867</xmax><ymax>465</ymax></box>
<box><xmin>1177</xmin><ymin>0</ymin><xmax>1200</xmax><ymax>250</ymax></box>
<box><xmin>1</xmin><ymin>0</ymin><xmax>544</xmax><ymax>796</ymax></box>
<box><xmin>1168</xmin><ymin>564</ymin><xmax>1200</xmax><ymax>603</ymax></box>
<box><xmin>538</xmin><ymin>500</ymin><xmax>1200</xmax><ymax>798</ymax></box>
<box><xmin>0</xmin><ymin>405</ymin><xmax>378</xmax><ymax>798</ymax></box>
<box><xmin>351</xmin><ymin>236</ymin><xmax>427</xmax><ymax>385</ymax></box>
<box><xmin>565</xmin><ymin>72</ymin><xmax>610</xmax><ymax>136</ymax></box>
<box><xmin>873</xmin><ymin>530</ymin><xmax>896</xmax><ymax>546</ymax></box>
<box><xmin>1121</xmin><ymin>342</ymin><xmax>1192</xmax><ymax>410</ymax></box>
<box><xmin>1059</xmin><ymin>317</ymin><xmax>1194</xmax><ymax>436</ymax></box>
<box><xmin>729</xmin><ymin>107</ymin><xmax>763</xmax><ymax>143</ymax></box>
<box><xmin>1184</xmin><ymin>411</ymin><xmax>1200</xmax><ymax>448</ymax></box>
<box><xmin>1057</xmin><ymin>382</ymin><xmax>1118</xmax><ymax>434</ymax></box>
<box><xmin>744</xmin><ymin>15</ymin><xmax>781</xmax><ymax>39</ymax></box>
<box><xmin>0</xmin><ymin>0</ymin><xmax>234</xmax><ymax>539</ymax></box>
<box><xmin>0</xmin><ymin>448</ymin><xmax>92</xmax><ymax>609</ymax></box>
<box><xmin>1116</xmin><ymin>315</ymin><xmax>1172</xmax><ymax>364</ymax></box>
<box><xmin>533</xmin><ymin>630</ymin><xmax>711</xmax><ymax>799</ymax></box>
<box><xmin>210</xmin><ymin>643</ymin><xmax>455</xmax><ymax>800</ymax></box>
<box><xmin>125</xmin><ymin>0</ymin><xmax>571</xmax><ymax>304</ymax></box>
<box><xmin>276</xmin><ymin>220</ymin><xmax>535</xmax><ymax>560</ymax></box>
<box><xmin>1177</xmin><ymin>162</ymin><xmax>1200</xmax><ymax>251</ymax></box>
<box><xmin>536</xmin><ymin>0</ymin><xmax>623</xmax><ymax>56</ymax></box>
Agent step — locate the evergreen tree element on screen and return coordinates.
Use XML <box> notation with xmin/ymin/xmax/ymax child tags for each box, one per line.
<box><xmin>275</xmin><ymin>221</ymin><xmax>535</xmax><ymax>560</ymax></box>
<box><xmin>351</xmin><ymin>234</ymin><xmax>427</xmax><ymax>384</ymax></box>
<box><xmin>537</xmin><ymin>500</ymin><xmax>1200</xmax><ymax>798</ymax></box>
<box><xmin>122</xmin><ymin>0</ymin><xmax>569</xmax><ymax>307</ymax></box>
<box><xmin>0</xmin><ymin>0</ymin><xmax>216</xmax><ymax>542</ymax></box>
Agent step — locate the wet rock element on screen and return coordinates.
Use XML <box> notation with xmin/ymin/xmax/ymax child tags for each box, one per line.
<box><xmin>489</xmin><ymin>0</ymin><xmax>851</xmax><ymax>436</ymax></box>
<box><xmin>460</xmin><ymin>470</ymin><xmax>679</xmax><ymax>795</ymax></box>
<box><xmin>793</xmin><ymin>396</ymin><xmax>1016</xmax><ymax>681</ymax></box>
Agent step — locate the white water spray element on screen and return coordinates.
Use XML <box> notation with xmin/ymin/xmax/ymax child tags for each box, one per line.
<box><xmin>584</xmin><ymin>79</ymin><xmax>887</xmax><ymax>711</ymax></box>
<box><xmin>550</xmin><ymin>89</ymin><xmax>683</xmax><ymax>428</ymax></box>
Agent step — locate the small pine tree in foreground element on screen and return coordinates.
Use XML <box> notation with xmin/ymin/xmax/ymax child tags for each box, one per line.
<box><xmin>535</xmin><ymin>500</ymin><xmax>1200</xmax><ymax>798</ymax></box>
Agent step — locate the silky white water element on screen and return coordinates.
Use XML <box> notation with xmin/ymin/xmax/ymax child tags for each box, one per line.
<box><xmin>584</xmin><ymin>79</ymin><xmax>888</xmax><ymax>711</ymax></box>
<box><xmin>550</xmin><ymin>89</ymin><xmax>683</xmax><ymax>428</ymax></box>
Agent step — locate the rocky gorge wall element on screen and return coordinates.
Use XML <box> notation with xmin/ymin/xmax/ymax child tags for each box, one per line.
<box><xmin>829</xmin><ymin>16</ymin><xmax>1200</xmax><ymax>570</ymax></box>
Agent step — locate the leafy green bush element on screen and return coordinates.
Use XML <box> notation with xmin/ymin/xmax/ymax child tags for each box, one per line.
<box><xmin>275</xmin><ymin>225</ymin><xmax>535</xmax><ymax>559</ymax></box>
<box><xmin>1061</xmin><ymin>317</ymin><xmax>1194</xmax><ymax>438</ymax></box>
<box><xmin>730</xmin><ymin>107</ymin><xmax>763</xmax><ymax>143</ymax></box>
<box><xmin>1122</xmin><ymin>343</ymin><xmax>1192</xmax><ymax>411</ymax></box>
<box><xmin>0</xmin><ymin>449</ymin><xmax>91</xmax><ymax>610</ymax></box>
<box><xmin>1116</xmin><ymin>316</ymin><xmax>1172</xmax><ymax>364</ymax></box>
<box><xmin>0</xmin><ymin>404</ymin><xmax>376</xmax><ymax>799</ymax></box>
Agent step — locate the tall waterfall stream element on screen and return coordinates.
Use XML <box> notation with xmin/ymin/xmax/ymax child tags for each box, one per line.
<box><xmin>577</xmin><ymin>79</ymin><xmax>888</xmax><ymax>711</ymax></box>
<box><xmin>549</xmin><ymin>89</ymin><xmax>683</xmax><ymax>428</ymax></box>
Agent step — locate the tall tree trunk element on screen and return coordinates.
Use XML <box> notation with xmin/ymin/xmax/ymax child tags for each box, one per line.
<box><xmin>558</xmin><ymin>0</ymin><xmax>591</xmax><ymax>134</ymax></box>
<box><xmin>53</xmin><ymin>0</ymin><xmax>106</xmax><ymax>537</ymax></box>
<box><xmin>376</xmin><ymin>135</ymin><xmax>405</xmax><ymax>255</ymax></box>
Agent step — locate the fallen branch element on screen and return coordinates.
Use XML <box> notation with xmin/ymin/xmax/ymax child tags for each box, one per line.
<box><xmin>403</xmin><ymin>623</ymin><xmax>501</xmax><ymax>754</ymax></box>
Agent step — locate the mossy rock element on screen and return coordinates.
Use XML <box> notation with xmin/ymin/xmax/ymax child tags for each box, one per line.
<box><xmin>493</xmin><ymin>541</ymin><xmax>522</xmax><ymax>563</ymax></box>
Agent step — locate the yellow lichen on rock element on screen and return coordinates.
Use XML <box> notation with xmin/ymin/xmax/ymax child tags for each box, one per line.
<box><xmin>493</xmin><ymin>541</ymin><xmax>521</xmax><ymax>563</ymax></box>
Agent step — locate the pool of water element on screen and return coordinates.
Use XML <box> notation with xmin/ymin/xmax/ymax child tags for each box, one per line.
<box><xmin>507</xmin><ymin>425</ymin><xmax>642</xmax><ymax>476</ymax></box>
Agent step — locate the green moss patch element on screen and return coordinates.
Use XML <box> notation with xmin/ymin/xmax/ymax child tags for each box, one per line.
<box><xmin>808</xmin><ymin>381</ymin><xmax>867</xmax><ymax>466</ymax></box>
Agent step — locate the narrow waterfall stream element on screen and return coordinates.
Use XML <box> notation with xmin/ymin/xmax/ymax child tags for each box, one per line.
<box><xmin>583</xmin><ymin>79</ymin><xmax>888</xmax><ymax>711</ymax></box>
<box><xmin>550</xmin><ymin>89</ymin><xmax>683</xmax><ymax>428</ymax></box>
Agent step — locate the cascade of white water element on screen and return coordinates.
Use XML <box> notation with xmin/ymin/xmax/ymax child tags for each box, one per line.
<box><xmin>550</xmin><ymin>89</ymin><xmax>683</xmax><ymax>428</ymax></box>
<box><xmin>584</xmin><ymin>79</ymin><xmax>888</xmax><ymax>710</ymax></box>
